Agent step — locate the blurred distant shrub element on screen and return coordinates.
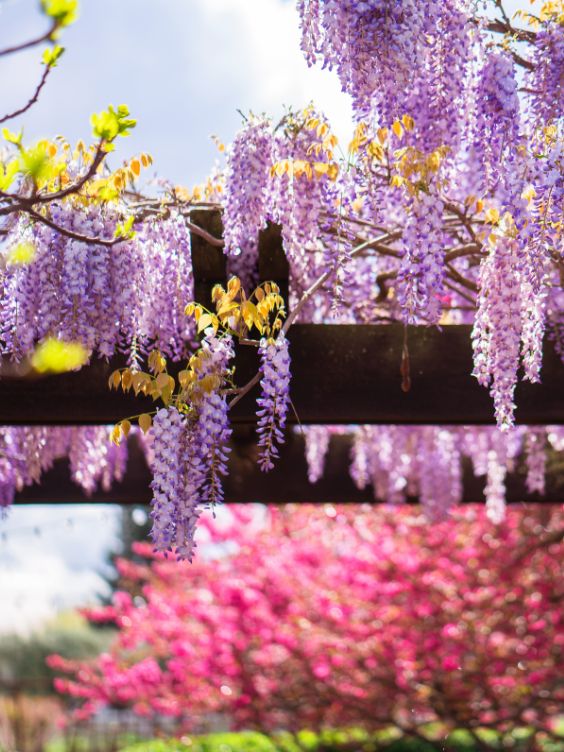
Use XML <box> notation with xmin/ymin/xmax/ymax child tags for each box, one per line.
<box><xmin>117</xmin><ymin>726</ymin><xmax>564</xmax><ymax>752</ymax></box>
<box><xmin>0</xmin><ymin>694</ymin><xmax>62</xmax><ymax>752</ymax></box>
<box><xmin>0</xmin><ymin>611</ymin><xmax>113</xmax><ymax>696</ymax></box>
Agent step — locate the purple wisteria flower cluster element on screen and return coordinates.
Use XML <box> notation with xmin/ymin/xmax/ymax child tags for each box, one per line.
<box><xmin>305</xmin><ymin>425</ymin><xmax>563</xmax><ymax>523</ymax></box>
<box><xmin>528</xmin><ymin>24</ymin><xmax>564</xmax><ymax>123</ymax></box>
<box><xmin>149</xmin><ymin>407</ymin><xmax>190</xmax><ymax>556</ymax></box>
<box><xmin>222</xmin><ymin>117</ymin><xmax>275</xmax><ymax>289</ymax></box>
<box><xmin>148</xmin><ymin>333</ymin><xmax>234</xmax><ymax>560</ymax></box>
<box><xmin>396</xmin><ymin>192</ymin><xmax>446</xmax><ymax>325</ymax></box>
<box><xmin>472</xmin><ymin>236</ymin><xmax>523</xmax><ymax>430</ymax></box>
<box><xmin>525</xmin><ymin>428</ymin><xmax>547</xmax><ymax>496</ymax></box>
<box><xmin>257</xmin><ymin>334</ymin><xmax>291</xmax><ymax>472</ymax></box>
<box><xmin>0</xmin><ymin>207</ymin><xmax>194</xmax><ymax>362</ymax></box>
<box><xmin>297</xmin><ymin>0</ymin><xmax>472</xmax><ymax>149</ymax></box>
<box><xmin>469</xmin><ymin>51</ymin><xmax>521</xmax><ymax>200</ymax></box>
<box><xmin>0</xmin><ymin>426</ymin><xmax>128</xmax><ymax>510</ymax></box>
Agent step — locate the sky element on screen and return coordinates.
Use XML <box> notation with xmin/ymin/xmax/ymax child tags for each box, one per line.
<box><xmin>0</xmin><ymin>505</ymin><xmax>121</xmax><ymax>633</ymax></box>
<box><xmin>0</xmin><ymin>0</ymin><xmax>530</xmax><ymax>633</ymax></box>
<box><xmin>0</xmin><ymin>0</ymin><xmax>353</xmax><ymax>184</ymax></box>
<box><xmin>0</xmin><ymin>0</ymin><xmax>354</xmax><ymax>634</ymax></box>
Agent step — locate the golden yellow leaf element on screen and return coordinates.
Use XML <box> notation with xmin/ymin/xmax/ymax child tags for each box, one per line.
<box><xmin>156</xmin><ymin>373</ymin><xmax>171</xmax><ymax>391</ymax></box>
<box><xmin>121</xmin><ymin>369</ymin><xmax>133</xmax><ymax>391</ymax></box>
<box><xmin>197</xmin><ymin>313</ymin><xmax>214</xmax><ymax>332</ymax></box>
<box><xmin>227</xmin><ymin>276</ymin><xmax>241</xmax><ymax>296</ymax></box>
<box><xmin>178</xmin><ymin>369</ymin><xmax>193</xmax><ymax>387</ymax></box>
<box><xmin>111</xmin><ymin>424</ymin><xmax>122</xmax><ymax>446</ymax></box>
<box><xmin>392</xmin><ymin>121</ymin><xmax>404</xmax><ymax>139</ymax></box>
<box><xmin>485</xmin><ymin>208</ymin><xmax>500</xmax><ymax>224</ymax></box>
<box><xmin>402</xmin><ymin>114</ymin><xmax>415</xmax><ymax>131</ymax></box>
<box><xmin>211</xmin><ymin>284</ymin><xmax>224</xmax><ymax>303</ymax></box>
<box><xmin>326</xmin><ymin>163</ymin><xmax>339</xmax><ymax>181</ymax></box>
<box><xmin>131</xmin><ymin>372</ymin><xmax>149</xmax><ymax>394</ymax></box>
<box><xmin>138</xmin><ymin>413</ymin><xmax>152</xmax><ymax>434</ymax></box>
<box><xmin>109</xmin><ymin>370</ymin><xmax>121</xmax><ymax>390</ymax></box>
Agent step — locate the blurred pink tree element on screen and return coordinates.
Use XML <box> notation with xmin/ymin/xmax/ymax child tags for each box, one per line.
<box><xmin>49</xmin><ymin>505</ymin><xmax>563</xmax><ymax>745</ymax></box>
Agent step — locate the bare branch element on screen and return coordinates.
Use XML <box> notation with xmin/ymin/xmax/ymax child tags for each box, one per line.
<box><xmin>184</xmin><ymin>220</ymin><xmax>224</xmax><ymax>248</ymax></box>
<box><xmin>0</xmin><ymin>65</ymin><xmax>51</xmax><ymax>125</ymax></box>
<box><xmin>446</xmin><ymin>263</ymin><xmax>479</xmax><ymax>293</ymax></box>
<box><xmin>0</xmin><ymin>22</ymin><xmax>58</xmax><ymax>57</ymax></box>
<box><xmin>23</xmin><ymin>206</ymin><xmax>123</xmax><ymax>247</ymax></box>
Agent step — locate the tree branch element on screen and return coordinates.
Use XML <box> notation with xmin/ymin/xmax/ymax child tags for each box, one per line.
<box><xmin>0</xmin><ymin>65</ymin><xmax>51</xmax><ymax>125</ymax></box>
<box><xmin>23</xmin><ymin>206</ymin><xmax>123</xmax><ymax>247</ymax></box>
<box><xmin>0</xmin><ymin>22</ymin><xmax>58</xmax><ymax>57</ymax></box>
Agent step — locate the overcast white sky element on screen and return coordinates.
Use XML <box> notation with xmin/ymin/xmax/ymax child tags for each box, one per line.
<box><xmin>0</xmin><ymin>0</ymin><xmax>529</xmax><ymax>633</ymax></box>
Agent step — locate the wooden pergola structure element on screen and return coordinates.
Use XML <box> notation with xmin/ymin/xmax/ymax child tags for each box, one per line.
<box><xmin>4</xmin><ymin>213</ymin><xmax>563</xmax><ymax>506</ymax></box>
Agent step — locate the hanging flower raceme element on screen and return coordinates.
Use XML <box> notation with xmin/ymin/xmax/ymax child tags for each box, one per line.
<box><xmin>310</xmin><ymin>424</ymin><xmax>559</xmax><ymax>523</ymax></box>
<box><xmin>148</xmin><ymin>407</ymin><xmax>187</xmax><ymax>554</ymax></box>
<box><xmin>146</xmin><ymin>333</ymin><xmax>234</xmax><ymax>560</ymax></box>
<box><xmin>525</xmin><ymin>427</ymin><xmax>547</xmax><ymax>496</ymax></box>
<box><xmin>297</xmin><ymin>0</ymin><xmax>431</xmax><ymax>122</ymax></box>
<box><xmin>222</xmin><ymin>117</ymin><xmax>275</xmax><ymax>289</ymax></box>
<box><xmin>270</xmin><ymin>108</ymin><xmax>340</xmax><ymax>314</ymax></box>
<box><xmin>257</xmin><ymin>333</ymin><xmax>291</xmax><ymax>472</ymax></box>
<box><xmin>472</xmin><ymin>232</ymin><xmax>525</xmax><ymax>430</ymax></box>
<box><xmin>193</xmin><ymin>333</ymin><xmax>234</xmax><ymax>507</ymax></box>
<box><xmin>396</xmin><ymin>191</ymin><xmax>446</xmax><ymax>324</ymax></box>
<box><xmin>69</xmin><ymin>426</ymin><xmax>128</xmax><ymax>495</ymax></box>
<box><xmin>0</xmin><ymin>426</ymin><xmax>128</xmax><ymax>510</ymax></box>
<box><xmin>405</xmin><ymin>2</ymin><xmax>472</xmax><ymax>152</ymax></box>
<box><xmin>0</xmin><ymin>205</ymin><xmax>195</xmax><ymax>363</ymax></box>
<box><xmin>302</xmin><ymin>425</ymin><xmax>331</xmax><ymax>483</ymax></box>
<box><xmin>297</xmin><ymin>0</ymin><xmax>471</xmax><ymax>151</ymax></box>
<box><xmin>527</xmin><ymin>24</ymin><xmax>564</xmax><ymax>123</ymax></box>
<box><xmin>468</xmin><ymin>52</ymin><xmax>521</xmax><ymax>199</ymax></box>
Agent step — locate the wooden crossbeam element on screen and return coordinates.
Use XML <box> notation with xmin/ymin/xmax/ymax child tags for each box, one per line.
<box><xmin>13</xmin><ymin>432</ymin><xmax>564</xmax><ymax>505</ymax></box>
<box><xmin>0</xmin><ymin>324</ymin><xmax>562</xmax><ymax>425</ymax></box>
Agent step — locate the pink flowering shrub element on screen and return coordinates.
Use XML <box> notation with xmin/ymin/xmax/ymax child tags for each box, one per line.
<box><xmin>49</xmin><ymin>505</ymin><xmax>563</xmax><ymax>739</ymax></box>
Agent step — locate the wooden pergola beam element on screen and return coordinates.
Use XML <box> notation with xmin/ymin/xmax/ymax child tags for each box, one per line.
<box><xmin>13</xmin><ymin>432</ymin><xmax>564</xmax><ymax>505</ymax></box>
<box><xmin>0</xmin><ymin>324</ymin><xmax>562</xmax><ymax>425</ymax></box>
<box><xmin>1</xmin><ymin>211</ymin><xmax>562</xmax><ymax>425</ymax></box>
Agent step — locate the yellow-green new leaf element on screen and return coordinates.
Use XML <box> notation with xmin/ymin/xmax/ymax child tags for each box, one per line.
<box><xmin>42</xmin><ymin>45</ymin><xmax>65</xmax><ymax>67</ymax></box>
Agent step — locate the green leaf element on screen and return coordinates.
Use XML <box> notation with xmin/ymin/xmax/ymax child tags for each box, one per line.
<box><xmin>19</xmin><ymin>142</ymin><xmax>64</xmax><ymax>185</ymax></box>
<box><xmin>31</xmin><ymin>339</ymin><xmax>89</xmax><ymax>374</ymax></box>
<box><xmin>114</xmin><ymin>215</ymin><xmax>136</xmax><ymax>240</ymax></box>
<box><xmin>42</xmin><ymin>45</ymin><xmax>65</xmax><ymax>67</ymax></box>
<box><xmin>0</xmin><ymin>159</ymin><xmax>20</xmax><ymax>191</ymax></box>
<box><xmin>2</xmin><ymin>128</ymin><xmax>23</xmax><ymax>146</ymax></box>
<box><xmin>41</xmin><ymin>0</ymin><xmax>79</xmax><ymax>27</ymax></box>
<box><xmin>91</xmin><ymin>104</ymin><xmax>136</xmax><ymax>142</ymax></box>
<box><xmin>6</xmin><ymin>242</ymin><xmax>36</xmax><ymax>266</ymax></box>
